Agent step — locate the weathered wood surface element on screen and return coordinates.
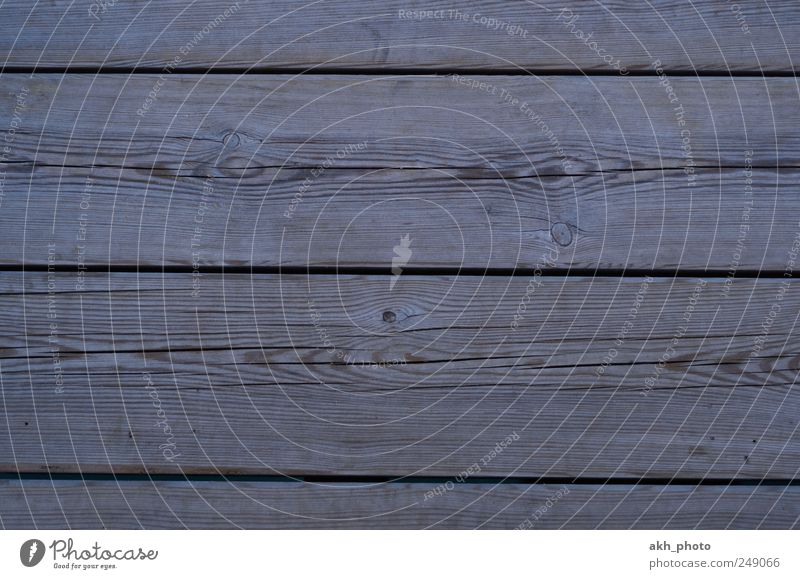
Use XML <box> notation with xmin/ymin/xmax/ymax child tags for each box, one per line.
<box><xmin>2</xmin><ymin>165</ymin><xmax>798</xmax><ymax>271</ymax></box>
<box><xmin>1</xmin><ymin>479</ymin><xmax>798</xmax><ymax>529</ymax></box>
<box><xmin>2</xmin><ymin>272</ymin><xmax>798</xmax><ymax>477</ymax></box>
<box><xmin>2</xmin><ymin>74</ymin><xmax>798</xmax><ymax>174</ymax></box>
<box><xmin>1</xmin><ymin>1</ymin><xmax>797</xmax><ymax>72</ymax></box>
<box><xmin>2</xmin><ymin>1</ymin><xmax>799</xmax><ymax>530</ymax></box>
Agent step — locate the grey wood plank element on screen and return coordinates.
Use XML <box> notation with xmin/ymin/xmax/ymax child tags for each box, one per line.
<box><xmin>0</xmin><ymin>1</ymin><xmax>797</xmax><ymax>72</ymax></box>
<box><xmin>1</xmin><ymin>74</ymin><xmax>797</xmax><ymax>175</ymax></box>
<box><xmin>1</xmin><ymin>165</ymin><xmax>798</xmax><ymax>271</ymax></box>
<box><xmin>1</xmin><ymin>272</ymin><xmax>798</xmax><ymax>477</ymax></box>
<box><xmin>1</xmin><ymin>479</ymin><xmax>797</xmax><ymax>529</ymax></box>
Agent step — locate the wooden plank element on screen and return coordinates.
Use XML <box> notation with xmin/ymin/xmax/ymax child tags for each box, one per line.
<box><xmin>2</xmin><ymin>272</ymin><xmax>799</xmax><ymax>477</ymax></box>
<box><xmin>0</xmin><ymin>1</ymin><xmax>797</xmax><ymax>72</ymax></box>
<box><xmin>2</xmin><ymin>165</ymin><xmax>799</xmax><ymax>271</ymax></box>
<box><xmin>1</xmin><ymin>479</ymin><xmax>797</xmax><ymax>529</ymax></box>
<box><xmin>1</xmin><ymin>74</ymin><xmax>798</xmax><ymax>175</ymax></box>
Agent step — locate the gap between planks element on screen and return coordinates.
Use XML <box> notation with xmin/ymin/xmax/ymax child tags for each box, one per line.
<box><xmin>2</xmin><ymin>67</ymin><xmax>798</xmax><ymax>77</ymax></box>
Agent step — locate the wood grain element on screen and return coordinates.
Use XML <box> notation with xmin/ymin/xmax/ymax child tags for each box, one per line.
<box><xmin>2</xmin><ymin>272</ymin><xmax>798</xmax><ymax>477</ymax></box>
<box><xmin>1</xmin><ymin>479</ymin><xmax>797</xmax><ymax>529</ymax></box>
<box><xmin>1</xmin><ymin>74</ymin><xmax>797</xmax><ymax>175</ymax></box>
<box><xmin>1</xmin><ymin>1</ymin><xmax>797</xmax><ymax>72</ymax></box>
<box><xmin>1</xmin><ymin>165</ymin><xmax>798</xmax><ymax>271</ymax></box>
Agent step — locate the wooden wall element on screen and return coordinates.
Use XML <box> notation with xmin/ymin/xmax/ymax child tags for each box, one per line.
<box><xmin>1</xmin><ymin>1</ymin><xmax>798</xmax><ymax>529</ymax></box>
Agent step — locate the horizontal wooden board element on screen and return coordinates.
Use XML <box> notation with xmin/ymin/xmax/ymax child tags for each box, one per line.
<box><xmin>0</xmin><ymin>1</ymin><xmax>798</xmax><ymax>72</ymax></box>
<box><xmin>1</xmin><ymin>479</ymin><xmax>797</xmax><ymax>529</ymax></box>
<box><xmin>1</xmin><ymin>74</ymin><xmax>798</xmax><ymax>175</ymax></box>
<box><xmin>1</xmin><ymin>272</ymin><xmax>799</xmax><ymax>477</ymax></box>
<box><xmin>2</xmin><ymin>165</ymin><xmax>799</xmax><ymax>271</ymax></box>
